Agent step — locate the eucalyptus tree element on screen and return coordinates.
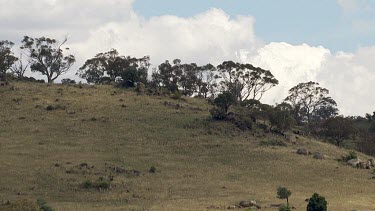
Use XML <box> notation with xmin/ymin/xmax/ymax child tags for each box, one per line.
<box><xmin>217</xmin><ymin>61</ymin><xmax>278</xmax><ymax>102</ymax></box>
<box><xmin>196</xmin><ymin>63</ymin><xmax>217</xmax><ymax>98</ymax></box>
<box><xmin>21</xmin><ymin>36</ymin><xmax>75</xmax><ymax>83</ymax></box>
<box><xmin>284</xmin><ymin>81</ymin><xmax>338</xmax><ymax>123</ymax></box>
<box><xmin>77</xmin><ymin>49</ymin><xmax>149</xmax><ymax>87</ymax></box>
<box><xmin>0</xmin><ymin>40</ymin><xmax>18</xmax><ymax>82</ymax></box>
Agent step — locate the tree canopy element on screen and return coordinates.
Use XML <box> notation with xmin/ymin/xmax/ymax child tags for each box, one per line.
<box><xmin>0</xmin><ymin>40</ymin><xmax>18</xmax><ymax>82</ymax></box>
<box><xmin>21</xmin><ymin>36</ymin><xmax>75</xmax><ymax>83</ymax></box>
<box><xmin>284</xmin><ymin>81</ymin><xmax>338</xmax><ymax>123</ymax></box>
<box><xmin>217</xmin><ymin>61</ymin><xmax>278</xmax><ymax>102</ymax></box>
<box><xmin>77</xmin><ymin>49</ymin><xmax>149</xmax><ymax>87</ymax></box>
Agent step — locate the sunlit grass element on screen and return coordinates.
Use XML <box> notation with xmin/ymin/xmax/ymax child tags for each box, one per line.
<box><xmin>0</xmin><ymin>82</ymin><xmax>374</xmax><ymax>210</ymax></box>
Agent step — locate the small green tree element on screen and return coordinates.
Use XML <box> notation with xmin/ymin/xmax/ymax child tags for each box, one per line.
<box><xmin>307</xmin><ymin>193</ymin><xmax>327</xmax><ymax>211</ymax></box>
<box><xmin>277</xmin><ymin>186</ymin><xmax>292</xmax><ymax>206</ymax></box>
<box><xmin>213</xmin><ymin>91</ymin><xmax>236</xmax><ymax>113</ymax></box>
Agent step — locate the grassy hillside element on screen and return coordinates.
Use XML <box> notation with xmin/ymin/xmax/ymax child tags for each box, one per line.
<box><xmin>0</xmin><ymin>82</ymin><xmax>374</xmax><ymax>211</ymax></box>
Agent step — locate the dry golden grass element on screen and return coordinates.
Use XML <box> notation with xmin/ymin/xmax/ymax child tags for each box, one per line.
<box><xmin>0</xmin><ymin>82</ymin><xmax>374</xmax><ymax>211</ymax></box>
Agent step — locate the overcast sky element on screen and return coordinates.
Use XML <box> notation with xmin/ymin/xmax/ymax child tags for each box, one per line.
<box><xmin>0</xmin><ymin>0</ymin><xmax>374</xmax><ymax>116</ymax></box>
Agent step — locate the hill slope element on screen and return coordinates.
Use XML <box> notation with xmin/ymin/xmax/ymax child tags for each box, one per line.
<box><xmin>0</xmin><ymin>82</ymin><xmax>374</xmax><ymax>211</ymax></box>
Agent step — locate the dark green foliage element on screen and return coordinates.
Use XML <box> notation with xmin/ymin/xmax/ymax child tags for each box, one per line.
<box><xmin>149</xmin><ymin>166</ymin><xmax>156</xmax><ymax>173</ymax></box>
<box><xmin>213</xmin><ymin>92</ymin><xmax>236</xmax><ymax>113</ymax></box>
<box><xmin>233</xmin><ymin>115</ymin><xmax>253</xmax><ymax>130</ymax></box>
<box><xmin>269</xmin><ymin>109</ymin><xmax>296</xmax><ymax>133</ymax></box>
<box><xmin>210</xmin><ymin>92</ymin><xmax>236</xmax><ymax>120</ymax></box>
<box><xmin>341</xmin><ymin>151</ymin><xmax>357</xmax><ymax>162</ymax></box>
<box><xmin>94</xmin><ymin>181</ymin><xmax>111</xmax><ymax>189</ymax></box>
<box><xmin>152</xmin><ymin>59</ymin><xmax>212</xmax><ymax>97</ymax></box>
<box><xmin>260</xmin><ymin>139</ymin><xmax>287</xmax><ymax>147</ymax></box>
<box><xmin>209</xmin><ymin>107</ymin><xmax>227</xmax><ymax>120</ymax></box>
<box><xmin>277</xmin><ymin>186</ymin><xmax>292</xmax><ymax>205</ymax></box>
<box><xmin>257</xmin><ymin>123</ymin><xmax>269</xmax><ymax>131</ymax></box>
<box><xmin>307</xmin><ymin>193</ymin><xmax>328</xmax><ymax>211</ymax></box>
<box><xmin>77</xmin><ymin>49</ymin><xmax>149</xmax><ymax>87</ymax></box>
<box><xmin>279</xmin><ymin>204</ymin><xmax>292</xmax><ymax>211</ymax></box>
<box><xmin>322</xmin><ymin>116</ymin><xmax>355</xmax><ymax>146</ymax></box>
<box><xmin>21</xmin><ymin>36</ymin><xmax>75</xmax><ymax>83</ymax></box>
<box><xmin>284</xmin><ymin>81</ymin><xmax>338</xmax><ymax>123</ymax></box>
<box><xmin>37</xmin><ymin>198</ymin><xmax>54</xmax><ymax>211</ymax></box>
<box><xmin>82</xmin><ymin>179</ymin><xmax>110</xmax><ymax>190</ymax></box>
<box><xmin>170</xmin><ymin>90</ymin><xmax>182</xmax><ymax>100</ymax></box>
<box><xmin>61</xmin><ymin>78</ymin><xmax>76</xmax><ymax>85</ymax></box>
<box><xmin>369</xmin><ymin>121</ymin><xmax>375</xmax><ymax>133</ymax></box>
<box><xmin>0</xmin><ymin>40</ymin><xmax>18</xmax><ymax>83</ymax></box>
<box><xmin>82</xmin><ymin>180</ymin><xmax>93</xmax><ymax>189</ymax></box>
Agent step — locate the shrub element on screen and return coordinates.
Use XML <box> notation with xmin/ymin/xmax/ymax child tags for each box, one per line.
<box><xmin>341</xmin><ymin>151</ymin><xmax>357</xmax><ymax>162</ymax></box>
<box><xmin>279</xmin><ymin>204</ymin><xmax>292</xmax><ymax>211</ymax></box>
<box><xmin>37</xmin><ymin>198</ymin><xmax>54</xmax><ymax>211</ymax></box>
<box><xmin>269</xmin><ymin>110</ymin><xmax>296</xmax><ymax>133</ymax></box>
<box><xmin>82</xmin><ymin>179</ymin><xmax>111</xmax><ymax>190</ymax></box>
<box><xmin>170</xmin><ymin>90</ymin><xmax>182</xmax><ymax>100</ymax></box>
<box><xmin>234</xmin><ymin>115</ymin><xmax>253</xmax><ymax>130</ymax></box>
<box><xmin>94</xmin><ymin>181</ymin><xmax>111</xmax><ymax>189</ymax></box>
<box><xmin>149</xmin><ymin>166</ymin><xmax>156</xmax><ymax>173</ymax></box>
<box><xmin>61</xmin><ymin>78</ymin><xmax>76</xmax><ymax>85</ymax></box>
<box><xmin>307</xmin><ymin>193</ymin><xmax>327</xmax><ymax>211</ymax></box>
<box><xmin>210</xmin><ymin>107</ymin><xmax>227</xmax><ymax>120</ymax></box>
<box><xmin>82</xmin><ymin>180</ymin><xmax>93</xmax><ymax>189</ymax></box>
<box><xmin>213</xmin><ymin>92</ymin><xmax>236</xmax><ymax>113</ymax></box>
<box><xmin>135</xmin><ymin>82</ymin><xmax>146</xmax><ymax>95</ymax></box>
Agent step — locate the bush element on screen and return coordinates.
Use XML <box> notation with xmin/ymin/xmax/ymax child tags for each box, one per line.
<box><xmin>82</xmin><ymin>180</ymin><xmax>93</xmax><ymax>189</ymax></box>
<box><xmin>233</xmin><ymin>115</ymin><xmax>253</xmax><ymax>130</ymax></box>
<box><xmin>135</xmin><ymin>82</ymin><xmax>146</xmax><ymax>95</ymax></box>
<box><xmin>307</xmin><ymin>193</ymin><xmax>327</xmax><ymax>211</ymax></box>
<box><xmin>37</xmin><ymin>198</ymin><xmax>54</xmax><ymax>211</ymax></box>
<box><xmin>170</xmin><ymin>90</ymin><xmax>182</xmax><ymax>100</ymax></box>
<box><xmin>94</xmin><ymin>181</ymin><xmax>111</xmax><ymax>189</ymax></box>
<box><xmin>213</xmin><ymin>92</ymin><xmax>236</xmax><ymax>113</ymax></box>
<box><xmin>149</xmin><ymin>166</ymin><xmax>156</xmax><ymax>173</ymax></box>
<box><xmin>279</xmin><ymin>204</ymin><xmax>292</xmax><ymax>211</ymax></box>
<box><xmin>269</xmin><ymin>110</ymin><xmax>296</xmax><ymax>133</ymax></box>
<box><xmin>341</xmin><ymin>151</ymin><xmax>357</xmax><ymax>162</ymax></box>
<box><xmin>210</xmin><ymin>107</ymin><xmax>227</xmax><ymax>120</ymax></box>
<box><xmin>82</xmin><ymin>179</ymin><xmax>111</xmax><ymax>190</ymax></box>
<box><xmin>61</xmin><ymin>78</ymin><xmax>76</xmax><ymax>85</ymax></box>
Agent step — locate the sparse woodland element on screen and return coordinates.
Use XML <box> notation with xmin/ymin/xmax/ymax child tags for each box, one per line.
<box><xmin>1</xmin><ymin>36</ymin><xmax>375</xmax><ymax>210</ymax></box>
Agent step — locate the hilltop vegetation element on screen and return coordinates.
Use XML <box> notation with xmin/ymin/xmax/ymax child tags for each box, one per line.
<box><xmin>1</xmin><ymin>36</ymin><xmax>375</xmax><ymax>210</ymax></box>
<box><xmin>0</xmin><ymin>82</ymin><xmax>375</xmax><ymax>210</ymax></box>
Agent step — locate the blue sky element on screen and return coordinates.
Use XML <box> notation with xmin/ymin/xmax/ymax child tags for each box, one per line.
<box><xmin>133</xmin><ymin>0</ymin><xmax>375</xmax><ymax>52</ymax></box>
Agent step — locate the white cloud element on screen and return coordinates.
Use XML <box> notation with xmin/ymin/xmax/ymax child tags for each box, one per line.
<box><xmin>318</xmin><ymin>48</ymin><xmax>375</xmax><ymax>115</ymax></box>
<box><xmin>1</xmin><ymin>0</ymin><xmax>374</xmax><ymax>115</ymax></box>
<box><xmin>240</xmin><ymin>42</ymin><xmax>375</xmax><ymax>116</ymax></box>
<box><xmin>337</xmin><ymin>0</ymin><xmax>361</xmax><ymax>12</ymax></box>
<box><xmin>240</xmin><ymin>42</ymin><xmax>330</xmax><ymax>104</ymax></box>
<box><xmin>75</xmin><ymin>8</ymin><xmax>258</xmax><ymax>65</ymax></box>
